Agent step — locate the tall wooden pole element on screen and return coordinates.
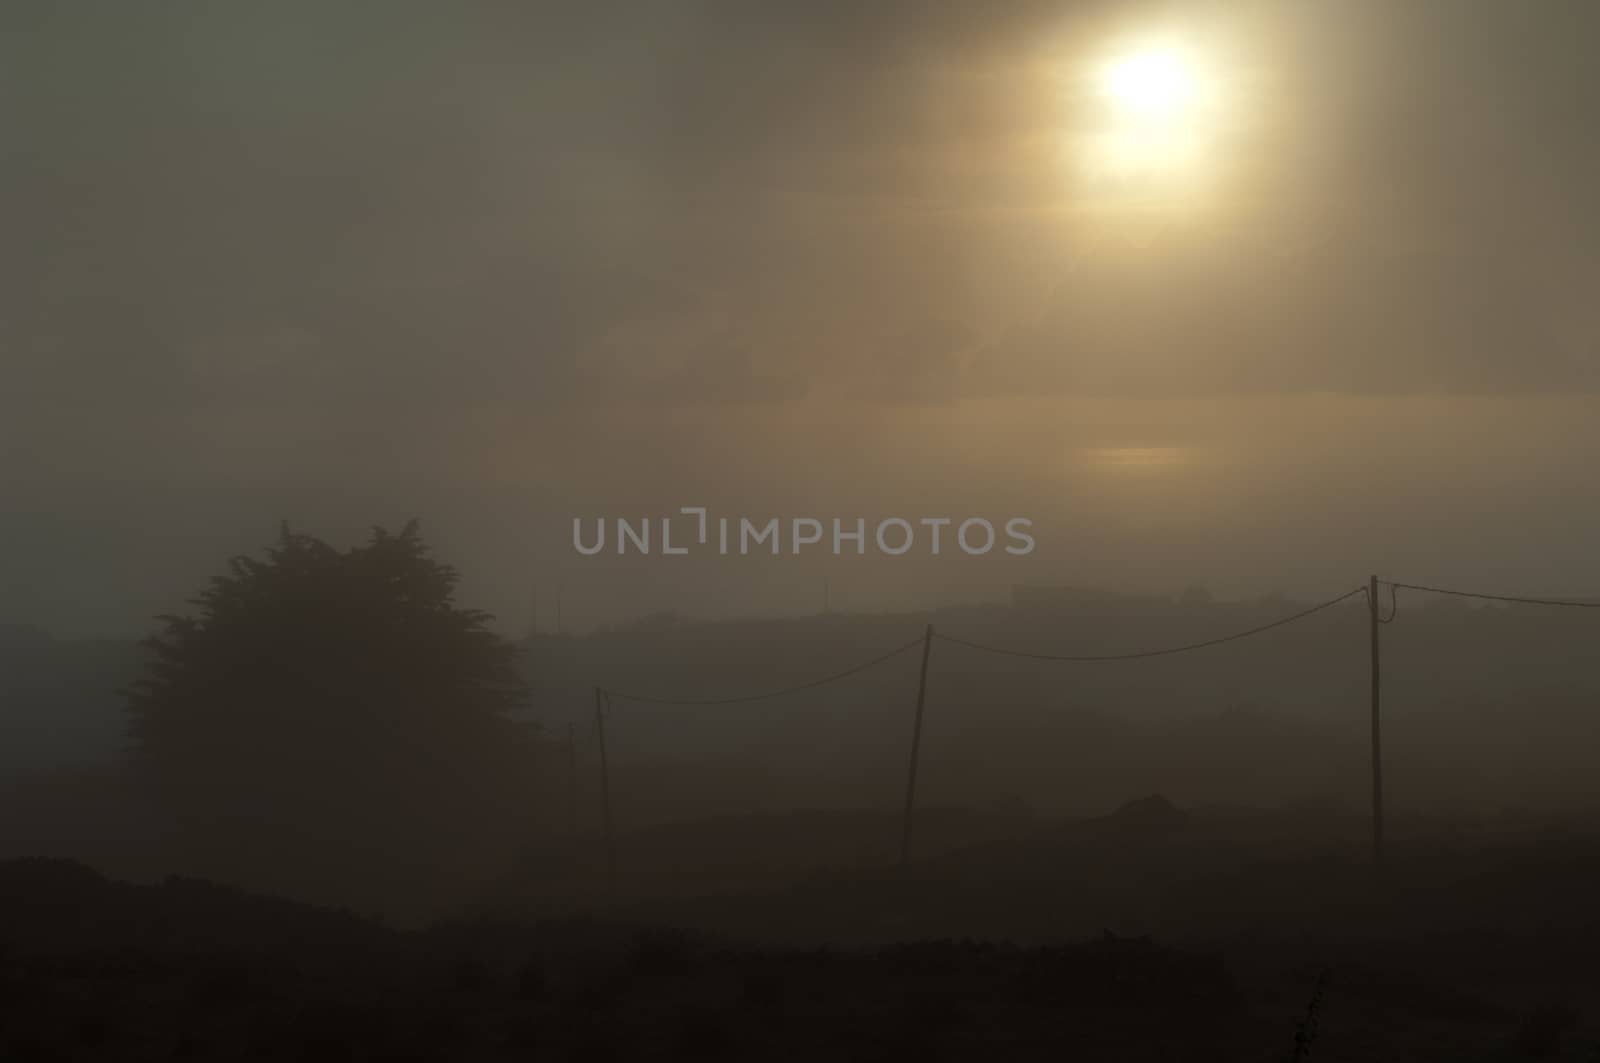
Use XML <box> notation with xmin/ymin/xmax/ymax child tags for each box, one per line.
<box><xmin>594</xmin><ymin>687</ymin><xmax>616</xmax><ymax>892</ymax></box>
<box><xmin>566</xmin><ymin>721</ymin><xmax>578</xmax><ymax>837</ymax></box>
<box><xmin>899</xmin><ymin>624</ymin><xmax>935</xmax><ymax>869</ymax></box>
<box><xmin>1368</xmin><ymin>575</ymin><xmax>1384</xmax><ymax>865</ymax></box>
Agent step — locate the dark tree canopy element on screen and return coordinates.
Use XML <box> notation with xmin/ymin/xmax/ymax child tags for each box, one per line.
<box><xmin>125</xmin><ymin>522</ymin><xmax>537</xmax><ymax>906</ymax></box>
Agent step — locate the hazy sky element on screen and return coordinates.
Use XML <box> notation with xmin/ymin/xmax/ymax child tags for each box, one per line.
<box><xmin>7</xmin><ymin>1</ymin><xmax>1600</xmax><ymax>635</ymax></box>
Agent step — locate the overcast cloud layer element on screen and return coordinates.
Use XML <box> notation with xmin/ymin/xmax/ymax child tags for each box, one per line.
<box><xmin>6</xmin><ymin>1</ymin><xmax>1600</xmax><ymax>634</ymax></box>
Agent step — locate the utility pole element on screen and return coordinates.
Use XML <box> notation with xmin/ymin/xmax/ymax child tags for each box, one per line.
<box><xmin>594</xmin><ymin>687</ymin><xmax>615</xmax><ymax>893</ymax></box>
<box><xmin>566</xmin><ymin>721</ymin><xmax>578</xmax><ymax>837</ymax></box>
<box><xmin>556</xmin><ymin>581</ymin><xmax>564</xmax><ymax>635</ymax></box>
<box><xmin>899</xmin><ymin>624</ymin><xmax>935</xmax><ymax>869</ymax></box>
<box><xmin>1368</xmin><ymin>574</ymin><xmax>1384</xmax><ymax>865</ymax></box>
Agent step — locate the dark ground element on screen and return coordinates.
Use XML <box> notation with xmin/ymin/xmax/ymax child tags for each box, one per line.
<box><xmin>5</xmin><ymin>799</ymin><xmax>1600</xmax><ymax>1061</ymax></box>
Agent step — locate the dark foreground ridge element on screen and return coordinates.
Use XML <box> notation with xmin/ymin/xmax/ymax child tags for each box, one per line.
<box><xmin>3</xmin><ymin>858</ymin><xmax>1597</xmax><ymax>1062</ymax></box>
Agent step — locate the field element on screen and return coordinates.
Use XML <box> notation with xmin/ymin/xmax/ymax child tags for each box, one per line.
<box><xmin>5</xmin><ymin>796</ymin><xmax>1599</xmax><ymax>1061</ymax></box>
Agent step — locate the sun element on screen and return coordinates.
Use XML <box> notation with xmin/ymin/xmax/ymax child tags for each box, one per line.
<box><xmin>1079</xmin><ymin>38</ymin><xmax>1221</xmax><ymax>185</ymax></box>
<box><xmin>1100</xmin><ymin>44</ymin><xmax>1205</xmax><ymax>121</ymax></box>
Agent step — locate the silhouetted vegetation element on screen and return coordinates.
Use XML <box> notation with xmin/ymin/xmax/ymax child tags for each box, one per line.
<box><xmin>121</xmin><ymin>522</ymin><xmax>539</xmax><ymax>913</ymax></box>
<box><xmin>5</xmin><ymin>858</ymin><xmax>1597</xmax><ymax>1061</ymax></box>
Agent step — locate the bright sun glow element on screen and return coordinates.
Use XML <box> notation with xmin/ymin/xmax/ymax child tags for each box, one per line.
<box><xmin>1101</xmin><ymin>46</ymin><xmax>1203</xmax><ymax>120</ymax></box>
<box><xmin>1084</xmin><ymin>40</ymin><xmax>1221</xmax><ymax>184</ymax></box>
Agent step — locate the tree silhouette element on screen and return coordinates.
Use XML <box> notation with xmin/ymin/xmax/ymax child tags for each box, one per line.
<box><xmin>125</xmin><ymin>521</ymin><xmax>537</xmax><ymax>908</ymax></box>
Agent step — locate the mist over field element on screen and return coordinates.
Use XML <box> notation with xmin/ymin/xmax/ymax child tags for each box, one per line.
<box><xmin>7</xmin><ymin>2</ymin><xmax>1600</xmax><ymax>1058</ymax></box>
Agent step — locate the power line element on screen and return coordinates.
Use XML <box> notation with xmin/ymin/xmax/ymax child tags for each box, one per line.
<box><xmin>933</xmin><ymin>587</ymin><xmax>1367</xmax><ymax>661</ymax></box>
<box><xmin>1383</xmin><ymin>581</ymin><xmax>1600</xmax><ymax>609</ymax></box>
<box><xmin>602</xmin><ymin>634</ymin><xmax>926</xmax><ymax>705</ymax></box>
<box><xmin>583</xmin><ymin>575</ymin><xmax>1600</xmax><ymax>876</ymax></box>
